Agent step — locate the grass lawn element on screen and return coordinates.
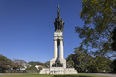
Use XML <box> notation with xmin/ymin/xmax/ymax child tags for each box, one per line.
<box><xmin>0</xmin><ymin>74</ymin><xmax>110</xmax><ymax>77</ymax></box>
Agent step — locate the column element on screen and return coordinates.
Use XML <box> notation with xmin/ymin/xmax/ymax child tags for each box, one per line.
<box><xmin>57</xmin><ymin>45</ymin><xmax>59</xmax><ymax>58</ymax></box>
<box><xmin>54</xmin><ymin>39</ymin><xmax>58</xmax><ymax>58</ymax></box>
<box><xmin>60</xmin><ymin>39</ymin><xmax>63</xmax><ymax>59</ymax></box>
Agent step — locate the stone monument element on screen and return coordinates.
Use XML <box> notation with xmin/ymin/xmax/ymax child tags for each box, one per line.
<box><xmin>40</xmin><ymin>6</ymin><xmax>77</xmax><ymax>74</ymax></box>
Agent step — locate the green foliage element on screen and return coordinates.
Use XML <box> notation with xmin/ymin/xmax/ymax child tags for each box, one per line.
<box><xmin>26</xmin><ymin>65</ymin><xmax>37</xmax><ymax>70</ymax></box>
<box><xmin>36</xmin><ymin>70</ymin><xmax>40</xmax><ymax>73</ymax></box>
<box><xmin>10</xmin><ymin>59</ymin><xmax>27</xmax><ymax>72</ymax></box>
<box><xmin>76</xmin><ymin>0</ymin><xmax>116</xmax><ymax>57</ymax></box>
<box><xmin>112</xmin><ymin>59</ymin><xmax>116</xmax><ymax>72</ymax></box>
<box><xmin>66</xmin><ymin>47</ymin><xmax>94</xmax><ymax>72</ymax></box>
<box><xmin>28</xmin><ymin>61</ymin><xmax>44</xmax><ymax>66</ymax></box>
<box><xmin>28</xmin><ymin>61</ymin><xmax>49</xmax><ymax>68</ymax></box>
<box><xmin>38</xmin><ymin>67</ymin><xmax>42</xmax><ymax>70</ymax></box>
<box><xmin>0</xmin><ymin>54</ymin><xmax>11</xmax><ymax>73</ymax></box>
<box><xmin>87</xmin><ymin>56</ymin><xmax>112</xmax><ymax>73</ymax></box>
<box><xmin>35</xmin><ymin>66</ymin><xmax>42</xmax><ymax>73</ymax></box>
<box><xmin>43</xmin><ymin>61</ymin><xmax>50</xmax><ymax>67</ymax></box>
<box><xmin>23</xmin><ymin>70</ymin><xmax>27</xmax><ymax>73</ymax></box>
<box><xmin>111</xmin><ymin>27</ymin><xmax>116</xmax><ymax>51</ymax></box>
<box><xmin>66</xmin><ymin>48</ymin><xmax>112</xmax><ymax>73</ymax></box>
<box><xmin>0</xmin><ymin>54</ymin><xmax>11</xmax><ymax>64</ymax></box>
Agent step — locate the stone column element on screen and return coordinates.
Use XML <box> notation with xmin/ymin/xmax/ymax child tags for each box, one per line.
<box><xmin>57</xmin><ymin>45</ymin><xmax>59</xmax><ymax>58</ymax></box>
<box><xmin>54</xmin><ymin>39</ymin><xmax>58</xmax><ymax>58</ymax></box>
<box><xmin>60</xmin><ymin>39</ymin><xmax>63</xmax><ymax>59</ymax></box>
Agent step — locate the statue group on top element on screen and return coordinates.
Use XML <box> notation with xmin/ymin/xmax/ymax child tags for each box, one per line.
<box><xmin>54</xmin><ymin>6</ymin><xmax>65</xmax><ymax>32</ymax></box>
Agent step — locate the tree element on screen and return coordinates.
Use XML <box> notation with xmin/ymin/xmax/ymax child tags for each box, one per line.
<box><xmin>43</xmin><ymin>61</ymin><xmax>50</xmax><ymax>68</ymax></box>
<box><xmin>0</xmin><ymin>54</ymin><xmax>11</xmax><ymax>73</ymax></box>
<box><xmin>38</xmin><ymin>67</ymin><xmax>42</xmax><ymax>70</ymax></box>
<box><xmin>66</xmin><ymin>47</ymin><xmax>93</xmax><ymax>72</ymax></box>
<box><xmin>66</xmin><ymin>54</ymin><xmax>75</xmax><ymax>68</ymax></box>
<box><xmin>11</xmin><ymin>59</ymin><xmax>27</xmax><ymax>72</ymax></box>
<box><xmin>76</xmin><ymin>0</ymin><xmax>116</xmax><ymax>57</ymax></box>
<box><xmin>111</xmin><ymin>27</ymin><xmax>116</xmax><ymax>51</ymax></box>
<box><xmin>10</xmin><ymin>61</ymin><xmax>20</xmax><ymax>72</ymax></box>
<box><xmin>66</xmin><ymin>48</ymin><xmax>112</xmax><ymax>73</ymax></box>
<box><xmin>87</xmin><ymin>56</ymin><xmax>112</xmax><ymax>73</ymax></box>
<box><xmin>26</xmin><ymin>65</ymin><xmax>37</xmax><ymax>70</ymax></box>
<box><xmin>28</xmin><ymin>61</ymin><xmax>43</xmax><ymax>66</ymax></box>
<box><xmin>112</xmin><ymin>59</ymin><xmax>116</xmax><ymax>73</ymax></box>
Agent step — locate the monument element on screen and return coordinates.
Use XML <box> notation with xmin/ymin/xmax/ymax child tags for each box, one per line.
<box><xmin>40</xmin><ymin>6</ymin><xmax>77</xmax><ymax>74</ymax></box>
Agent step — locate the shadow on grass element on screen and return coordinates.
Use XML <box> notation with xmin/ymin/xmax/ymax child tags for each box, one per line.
<box><xmin>53</xmin><ymin>75</ymin><xmax>93</xmax><ymax>77</ymax></box>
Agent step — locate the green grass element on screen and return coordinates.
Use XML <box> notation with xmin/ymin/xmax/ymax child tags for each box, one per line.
<box><xmin>26</xmin><ymin>71</ymin><xmax>39</xmax><ymax>74</ymax></box>
<box><xmin>0</xmin><ymin>74</ymin><xmax>110</xmax><ymax>77</ymax></box>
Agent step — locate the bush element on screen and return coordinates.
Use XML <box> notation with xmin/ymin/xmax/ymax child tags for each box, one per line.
<box><xmin>23</xmin><ymin>70</ymin><xmax>27</xmax><ymax>73</ymax></box>
<box><xmin>36</xmin><ymin>70</ymin><xmax>40</xmax><ymax>73</ymax></box>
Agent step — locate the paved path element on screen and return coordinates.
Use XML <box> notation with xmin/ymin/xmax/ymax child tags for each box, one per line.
<box><xmin>82</xmin><ymin>73</ymin><xmax>116</xmax><ymax>77</ymax></box>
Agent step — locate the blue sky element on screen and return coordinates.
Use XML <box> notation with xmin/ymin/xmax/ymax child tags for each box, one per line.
<box><xmin>0</xmin><ymin>0</ymin><xmax>84</xmax><ymax>63</ymax></box>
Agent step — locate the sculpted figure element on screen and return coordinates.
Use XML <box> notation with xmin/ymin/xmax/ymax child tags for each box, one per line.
<box><xmin>54</xmin><ymin>5</ymin><xmax>65</xmax><ymax>32</ymax></box>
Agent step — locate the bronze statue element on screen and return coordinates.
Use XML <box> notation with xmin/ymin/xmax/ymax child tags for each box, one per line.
<box><xmin>54</xmin><ymin>5</ymin><xmax>65</xmax><ymax>32</ymax></box>
<box><xmin>52</xmin><ymin>58</ymin><xmax>63</xmax><ymax>67</ymax></box>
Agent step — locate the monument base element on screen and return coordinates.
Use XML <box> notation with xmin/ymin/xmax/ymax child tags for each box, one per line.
<box><xmin>40</xmin><ymin>58</ymin><xmax>78</xmax><ymax>74</ymax></box>
<box><xmin>40</xmin><ymin>67</ymin><xmax>77</xmax><ymax>74</ymax></box>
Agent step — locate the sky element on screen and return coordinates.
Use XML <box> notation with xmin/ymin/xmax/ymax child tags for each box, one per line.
<box><xmin>0</xmin><ymin>0</ymin><xmax>84</xmax><ymax>63</ymax></box>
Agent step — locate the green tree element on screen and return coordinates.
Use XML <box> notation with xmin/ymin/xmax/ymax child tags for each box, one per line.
<box><xmin>76</xmin><ymin>0</ymin><xmax>116</xmax><ymax>57</ymax></box>
<box><xmin>43</xmin><ymin>61</ymin><xmax>50</xmax><ymax>67</ymax></box>
<box><xmin>111</xmin><ymin>27</ymin><xmax>116</xmax><ymax>51</ymax></box>
<box><xmin>0</xmin><ymin>54</ymin><xmax>11</xmax><ymax>73</ymax></box>
<box><xmin>66</xmin><ymin>48</ymin><xmax>112</xmax><ymax>73</ymax></box>
<box><xmin>112</xmin><ymin>59</ymin><xmax>116</xmax><ymax>73</ymax></box>
<box><xmin>28</xmin><ymin>61</ymin><xmax>43</xmax><ymax>66</ymax></box>
<box><xmin>87</xmin><ymin>56</ymin><xmax>112</xmax><ymax>73</ymax></box>
<box><xmin>66</xmin><ymin>47</ymin><xmax>93</xmax><ymax>72</ymax></box>
<box><xmin>10</xmin><ymin>59</ymin><xmax>27</xmax><ymax>72</ymax></box>
<box><xmin>11</xmin><ymin>61</ymin><xmax>20</xmax><ymax>72</ymax></box>
<box><xmin>38</xmin><ymin>67</ymin><xmax>42</xmax><ymax>70</ymax></box>
<box><xmin>26</xmin><ymin>65</ymin><xmax>37</xmax><ymax>70</ymax></box>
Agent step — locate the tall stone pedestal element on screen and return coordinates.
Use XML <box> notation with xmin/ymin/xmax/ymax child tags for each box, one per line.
<box><xmin>40</xmin><ymin>31</ymin><xmax>77</xmax><ymax>74</ymax></box>
<box><xmin>40</xmin><ymin>6</ymin><xmax>77</xmax><ymax>74</ymax></box>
